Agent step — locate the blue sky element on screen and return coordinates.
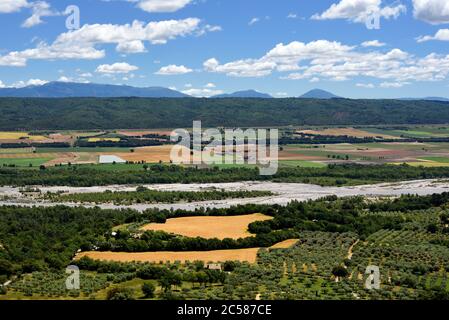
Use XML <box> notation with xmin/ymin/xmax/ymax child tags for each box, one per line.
<box><xmin>0</xmin><ymin>0</ymin><xmax>449</xmax><ymax>98</ymax></box>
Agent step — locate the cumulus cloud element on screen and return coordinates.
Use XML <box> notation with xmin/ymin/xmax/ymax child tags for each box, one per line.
<box><xmin>0</xmin><ymin>0</ymin><xmax>29</xmax><ymax>13</ymax></box>
<box><xmin>182</xmin><ymin>87</ymin><xmax>224</xmax><ymax>97</ymax></box>
<box><xmin>22</xmin><ymin>1</ymin><xmax>58</xmax><ymax>28</ymax></box>
<box><xmin>413</xmin><ymin>0</ymin><xmax>449</xmax><ymax>24</ymax></box>
<box><xmin>203</xmin><ymin>39</ymin><xmax>449</xmax><ymax>87</ymax></box>
<box><xmin>417</xmin><ymin>29</ymin><xmax>449</xmax><ymax>42</ymax></box>
<box><xmin>311</xmin><ymin>0</ymin><xmax>406</xmax><ymax>23</ymax></box>
<box><xmin>380</xmin><ymin>81</ymin><xmax>410</xmax><ymax>88</ymax></box>
<box><xmin>0</xmin><ymin>18</ymin><xmax>217</xmax><ymax>67</ymax></box>
<box><xmin>356</xmin><ymin>83</ymin><xmax>375</xmax><ymax>88</ymax></box>
<box><xmin>155</xmin><ymin>64</ymin><xmax>193</xmax><ymax>75</ymax></box>
<box><xmin>116</xmin><ymin>40</ymin><xmax>146</xmax><ymax>54</ymax></box>
<box><xmin>135</xmin><ymin>0</ymin><xmax>193</xmax><ymax>13</ymax></box>
<box><xmin>96</xmin><ymin>62</ymin><xmax>139</xmax><ymax>74</ymax></box>
<box><xmin>11</xmin><ymin>78</ymin><xmax>49</xmax><ymax>88</ymax></box>
<box><xmin>0</xmin><ymin>80</ymin><xmax>6</xmax><ymax>88</ymax></box>
<box><xmin>361</xmin><ymin>40</ymin><xmax>386</xmax><ymax>47</ymax></box>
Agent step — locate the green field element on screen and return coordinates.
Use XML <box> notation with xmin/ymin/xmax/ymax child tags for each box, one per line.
<box><xmin>363</xmin><ymin>126</ymin><xmax>449</xmax><ymax>138</ymax></box>
<box><xmin>419</xmin><ymin>157</ymin><xmax>449</xmax><ymax>163</ymax></box>
<box><xmin>279</xmin><ymin>160</ymin><xmax>327</xmax><ymax>168</ymax></box>
<box><xmin>0</xmin><ymin>158</ymin><xmax>52</xmax><ymax>167</ymax></box>
<box><xmin>34</xmin><ymin>147</ymin><xmax>132</xmax><ymax>153</ymax></box>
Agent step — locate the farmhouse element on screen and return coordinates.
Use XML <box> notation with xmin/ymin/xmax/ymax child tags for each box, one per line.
<box><xmin>205</xmin><ymin>263</ymin><xmax>222</xmax><ymax>271</ymax></box>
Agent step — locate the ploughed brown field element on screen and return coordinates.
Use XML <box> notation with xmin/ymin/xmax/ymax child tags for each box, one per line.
<box><xmin>76</xmin><ymin>248</ymin><xmax>262</xmax><ymax>264</ymax></box>
<box><xmin>140</xmin><ymin>213</ymin><xmax>273</xmax><ymax>240</ymax></box>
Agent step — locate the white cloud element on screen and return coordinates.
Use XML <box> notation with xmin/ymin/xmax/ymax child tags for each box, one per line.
<box><xmin>311</xmin><ymin>0</ymin><xmax>406</xmax><ymax>23</ymax></box>
<box><xmin>356</xmin><ymin>83</ymin><xmax>375</xmax><ymax>88</ymax></box>
<box><xmin>0</xmin><ymin>18</ymin><xmax>216</xmax><ymax>67</ymax></box>
<box><xmin>22</xmin><ymin>1</ymin><xmax>58</xmax><ymax>28</ymax></box>
<box><xmin>203</xmin><ymin>39</ymin><xmax>449</xmax><ymax>87</ymax></box>
<box><xmin>135</xmin><ymin>0</ymin><xmax>193</xmax><ymax>13</ymax></box>
<box><xmin>55</xmin><ymin>18</ymin><xmax>203</xmax><ymax>46</ymax></box>
<box><xmin>116</xmin><ymin>40</ymin><xmax>146</xmax><ymax>53</ymax></box>
<box><xmin>0</xmin><ymin>0</ymin><xmax>29</xmax><ymax>13</ymax></box>
<box><xmin>380</xmin><ymin>81</ymin><xmax>410</xmax><ymax>88</ymax></box>
<box><xmin>12</xmin><ymin>78</ymin><xmax>48</xmax><ymax>88</ymax></box>
<box><xmin>155</xmin><ymin>64</ymin><xmax>193</xmax><ymax>75</ymax></box>
<box><xmin>417</xmin><ymin>28</ymin><xmax>449</xmax><ymax>42</ymax></box>
<box><xmin>287</xmin><ymin>13</ymin><xmax>298</xmax><ymax>19</ymax></box>
<box><xmin>249</xmin><ymin>17</ymin><xmax>260</xmax><ymax>26</ymax></box>
<box><xmin>58</xmin><ymin>76</ymin><xmax>72</xmax><ymax>82</ymax></box>
<box><xmin>96</xmin><ymin>62</ymin><xmax>139</xmax><ymax>74</ymax></box>
<box><xmin>182</xmin><ymin>87</ymin><xmax>224</xmax><ymax>97</ymax></box>
<box><xmin>78</xmin><ymin>72</ymin><xmax>93</xmax><ymax>78</ymax></box>
<box><xmin>205</xmin><ymin>83</ymin><xmax>216</xmax><ymax>88</ymax></box>
<box><xmin>203</xmin><ymin>58</ymin><xmax>277</xmax><ymax>77</ymax></box>
<box><xmin>361</xmin><ymin>40</ymin><xmax>386</xmax><ymax>47</ymax></box>
<box><xmin>0</xmin><ymin>80</ymin><xmax>6</xmax><ymax>88</ymax></box>
<box><xmin>413</xmin><ymin>0</ymin><xmax>449</xmax><ymax>24</ymax></box>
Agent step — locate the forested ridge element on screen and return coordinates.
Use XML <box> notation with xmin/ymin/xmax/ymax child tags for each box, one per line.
<box><xmin>1</xmin><ymin>97</ymin><xmax>449</xmax><ymax>130</ymax></box>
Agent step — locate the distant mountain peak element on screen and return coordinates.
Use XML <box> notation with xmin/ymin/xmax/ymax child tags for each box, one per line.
<box><xmin>300</xmin><ymin>89</ymin><xmax>341</xmax><ymax>99</ymax></box>
<box><xmin>212</xmin><ymin>89</ymin><xmax>272</xmax><ymax>98</ymax></box>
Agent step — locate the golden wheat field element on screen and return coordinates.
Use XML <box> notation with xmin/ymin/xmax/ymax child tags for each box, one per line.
<box><xmin>140</xmin><ymin>213</ymin><xmax>273</xmax><ymax>240</ymax></box>
<box><xmin>76</xmin><ymin>248</ymin><xmax>261</xmax><ymax>264</ymax></box>
<box><xmin>112</xmin><ymin>145</ymin><xmax>181</xmax><ymax>163</ymax></box>
<box><xmin>297</xmin><ymin>128</ymin><xmax>398</xmax><ymax>139</ymax></box>
<box><xmin>0</xmin><ymin>132</ymin><xmax>48</xmax><ymax>141</ymax></box>
<box><xmin>269</xmin><ymin>239</ymin><xmax>299</xmax><ymax>249</ymax></box>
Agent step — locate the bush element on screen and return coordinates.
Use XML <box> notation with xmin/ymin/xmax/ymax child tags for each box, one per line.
<box><xmin>142</xmin><ymin>283</ymin><xmax>155</xmax><ymax>298</ymax></box>
<box><xmin>106</xmin><ymin>287</ymin><xmax>135</xmax><ymax>300</ymax></box>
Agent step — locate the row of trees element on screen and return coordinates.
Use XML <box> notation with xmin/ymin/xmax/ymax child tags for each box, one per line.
<box><xmin>4</xmin><ymin>163</ymin><xmax>449</xmax><ymax>187</ymax></box>
<box><xmin>46</xmin><ymin>188</ymin><xmax>272</xmax><ymax>205</ymax></box>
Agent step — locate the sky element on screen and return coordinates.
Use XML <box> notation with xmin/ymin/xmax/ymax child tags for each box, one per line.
<box><xmin>0</xmin><ymin>0</ymin><xmax>449</xmax><ymax>98</ymax></box>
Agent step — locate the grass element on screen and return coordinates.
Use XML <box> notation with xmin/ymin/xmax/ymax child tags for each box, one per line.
<box><xmin>0</xmin><ymin>157</ymin><xmax>53</xmax><ymax>167</ymax></box>
<box><xmin>419</xmin><ymin>157</ymin><xmax>449</xmax><ymax>163</ymax></box>
<box><xmin>0</xmin><ymin>148</ymin><xmax>34</xmax><ymax>154</ymax></box>
<box><xmin>279</xmin><ymin>160</ymin><xmax>327</xmax><ymax>168</ymax></box>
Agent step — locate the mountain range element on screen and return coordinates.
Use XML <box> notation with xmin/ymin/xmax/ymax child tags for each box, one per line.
<box><xmin>0</xmin><ymin>82</ymin><xmax>448</xmax><ymax>101</ymax></box>
<box><xmin>212</xmin><ymin>90</ymin><xmax>272</xmax><ymax>98</ymax></box>
<box><xmin>0</xmin><ymin>82</ymin><xmax>189</xmax><ymax>98</ymax></box>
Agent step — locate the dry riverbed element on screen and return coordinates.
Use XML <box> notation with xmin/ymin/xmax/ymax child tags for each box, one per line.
<box><xmin>1</xmin><ymin>179</ymin><xmax>449</xmax><ymax>211</ymax></box>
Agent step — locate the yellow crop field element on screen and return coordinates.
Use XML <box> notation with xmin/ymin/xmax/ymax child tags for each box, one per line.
<box><xmin>76</xmin><ymin>248</ymin><xmax>261</xmax><ymax>264</ymax></box>
<box><xmin>140</xmin><ymin>213</ymin><xmax>273</xmax><ymax>240</ymax></box>
<box><xmin>297</xmin><ymin>128</ymin><xmax>399</xmax><ymax>139</ymax></box>
<box><xmin>0</xmin><ymin>132</ymin><xmax>47</xmax><ymax>141</ymax></box>
<box><xmin>269</xmin><ymin>239</ymin><xmax>299</xmax><ymax>249</ymax></box>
